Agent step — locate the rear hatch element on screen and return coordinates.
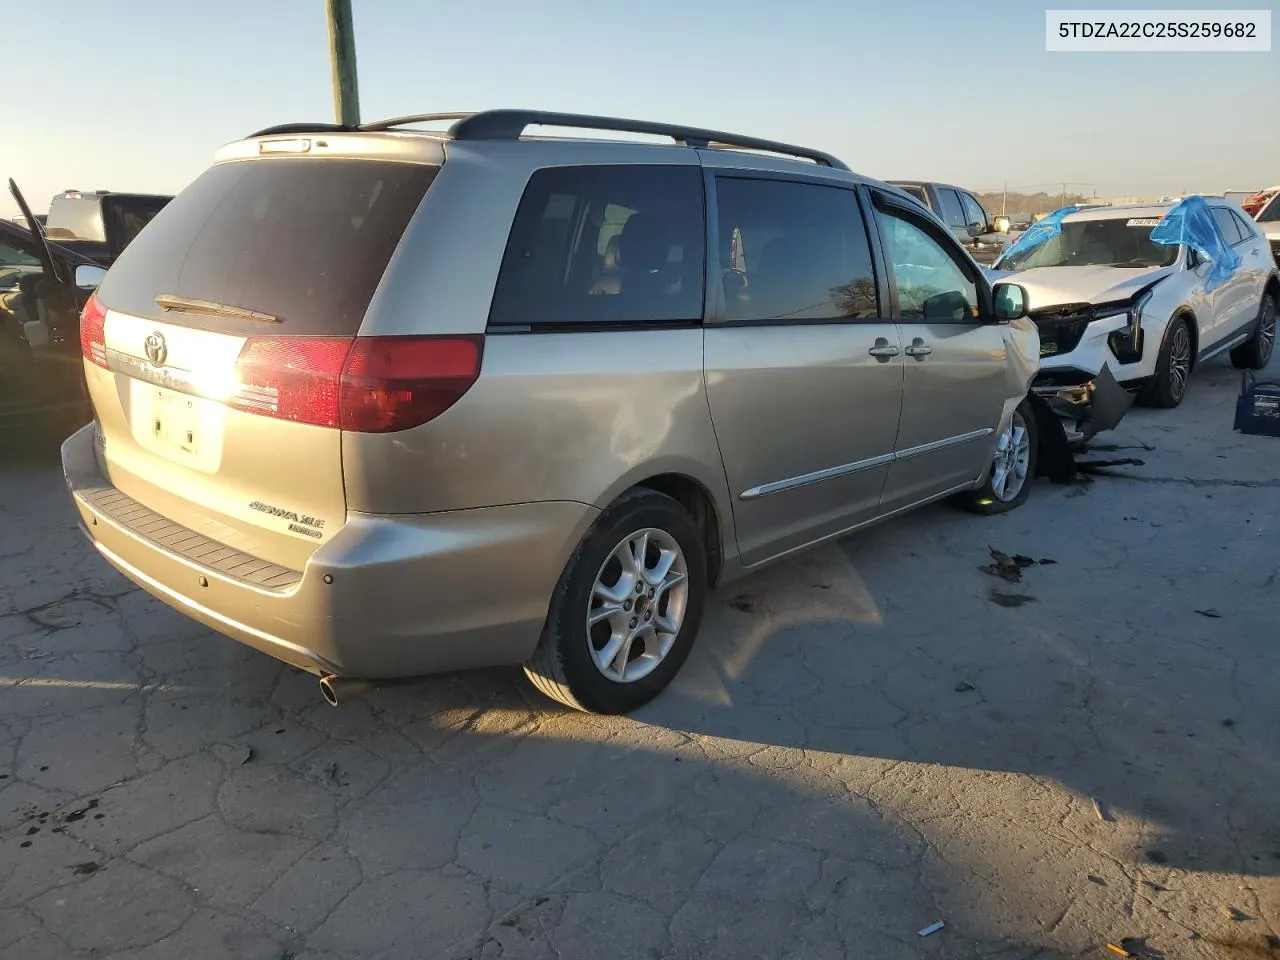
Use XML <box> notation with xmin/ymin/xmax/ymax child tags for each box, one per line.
<box><xmin>85</xmin><ymin>151</ymin><xmax>440</xmax><ymax>572</ymax></box>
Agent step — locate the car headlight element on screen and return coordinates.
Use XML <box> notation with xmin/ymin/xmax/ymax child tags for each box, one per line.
<box><xmin>1104</xmin><ymin>290</ymin><xmax>1152</xmax><ymax>363</ymax></box>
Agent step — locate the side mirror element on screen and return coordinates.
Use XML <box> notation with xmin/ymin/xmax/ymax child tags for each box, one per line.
<box><xmin>992</xmin><ymin>216</ymin><xmax>1011</xmax><ymax>235</ymax></box>
<box><xmin>992</xmin><ymin>282</ymin><xmax>1029</xmax><ymax>321</ymax></box>
<box><xmin>75</xmin><ymin>264</ymin><xmax>107</xmax><ymax>290</ymax></box>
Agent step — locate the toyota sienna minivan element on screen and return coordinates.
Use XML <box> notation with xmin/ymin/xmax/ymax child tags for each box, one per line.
<box><xmin>64</xmin><ymin>110</ymin><xmax>1038</xmax><ymax>714</ymax></box>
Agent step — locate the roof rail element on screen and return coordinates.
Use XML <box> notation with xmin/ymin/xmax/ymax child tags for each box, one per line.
<box><xmin>246</xmin><ymin>110</ymin><xmax>850</xmax><ymax>171</ymax></box>
<box><xmin>444</xmin><ymin>110</ymin><xmax>849</xmax><ymax>170</ymax></box>
<box><xmin>248</xmin><ymin>122</ymin><xmax>354</xmax><ymax>138</ymax></box>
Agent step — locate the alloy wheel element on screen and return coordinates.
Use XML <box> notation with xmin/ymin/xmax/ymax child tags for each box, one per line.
<box><xmin>1260</xmin><ymin>299</ymin><xmax>1276</xmax><ymax>365</ymax></box>
<box><xmin>990</xmin><ymin>411</ymin><xmax>1031</xmax><ymax>502</ymax></box>
<box><xmin>586</xmin><ymin>528</ymin><xmax>688</xmax><ymax>683</ymax></box>
<box><xmin>1168</xmin><ymin>321</ymin><xmax>1191</xmax><ymax>401</ymax></box>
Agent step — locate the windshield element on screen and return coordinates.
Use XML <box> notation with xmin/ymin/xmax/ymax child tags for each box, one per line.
<box><xmin>998</xmin><ymin>217</ymin><xmax>1180</xmax><ymax>270</ymax></box>
<box><xmin>1258</xmin><ymin>194</ymin><xmax>1280</xmax><ymax>223</ymax></box>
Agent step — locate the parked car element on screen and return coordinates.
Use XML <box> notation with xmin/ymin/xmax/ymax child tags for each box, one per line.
<box><xmin>991</xmin><ymin>200</ymin><xmax>1279</xmax><ymax>428</ymax></box>
<box><xmin>64</xmin><ymin>109</ymin><xmax>1041</xmax><ymax>715</ymax></box>
<box><xmin>888</xmin><ymin>181</ymin><xmax>1010</xmax><ymax>264</ymax></box>
<box><xmin>1252</xmin><ymin>192</ymin><xmax>1280</xmax><ymax>265</ymax></box>
<box><xmin>1</xmin><ymin>181</ymin><xmax>105</xmax><ymax>437</ymax></box>
<box><xmin>1240</xmin><ymin>186</ymin><xmax>1280</xmax><ymax>219</ymax></box>
<box><xmin>41</xmin><ymin>189</ymin><xmax>172</xmax><ymax>267</ymax></box>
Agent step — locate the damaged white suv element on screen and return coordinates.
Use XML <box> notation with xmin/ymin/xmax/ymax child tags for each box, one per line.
<box><xmin>992</xmin><ymin>199</ymin><xmax>1279</xmax><ymax>427</ymax></box>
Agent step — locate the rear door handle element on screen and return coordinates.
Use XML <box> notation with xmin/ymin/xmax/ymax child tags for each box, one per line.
<box><xmin>904</xmin><ymin>338</ymin><xmax>933</xmax><ymax>360</ymax></box>
<box><xmin>868</xmin><ymin>338</ymin><xmax>900</xmax><ymax>361</ymax></box>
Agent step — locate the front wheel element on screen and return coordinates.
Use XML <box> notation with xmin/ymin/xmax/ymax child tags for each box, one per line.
<box><xmin>1230</xmin><ymin>294</ymin><xmax>1277</xmax><ymax>370</ymax></box>
<box><xmin>1139</xmin><ymin>316</ymin><xmax>1193</xmax><ymax>408</ymax></box>
<box><xmin>523</xmin><ymin>489</ymin><xmax>707</xmax><ymax>714</ymax></box>
<box><xmin>954</xmin><ymin>400</ymin><xmax>1037</xmax><ymax>515</ymax></box>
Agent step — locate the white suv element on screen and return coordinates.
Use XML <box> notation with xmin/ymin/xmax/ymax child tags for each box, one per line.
<box><xmin>992</xmin><ymin>199</ymin><xmax>1279</xmax><ymax>411</ymax></box>
<box><xmin>1254</xmin><ymin>192</ymin><xmax>1280</xmax><ymax>267</ymax></box>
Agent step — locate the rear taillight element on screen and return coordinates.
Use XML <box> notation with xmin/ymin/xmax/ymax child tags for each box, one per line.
<box><xmin>80</xmin><ymin>293</ymin><xmax>108</xmax><ymax>368</ymax></box>
<box><xmin>229</xmin><ymin>335</ymin><xmax>483</xmax><ymax>433</ymax></box>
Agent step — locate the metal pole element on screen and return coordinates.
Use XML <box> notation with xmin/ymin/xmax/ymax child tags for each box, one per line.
<box><xmin>327</xmin><ymin>0</ymin><xmax>360</xmax><ymax>127</ymax></box>
<box><xmin>1002</xmin><ymin>181</ymin><xmax>1007</xmax><ymax>216</ymax></box>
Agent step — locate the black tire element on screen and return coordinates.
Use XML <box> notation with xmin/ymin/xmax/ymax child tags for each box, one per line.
<box><xmin>954</xmin><ymin>399</ymin><xmax>1038</xmax><ymax>516</ymax></box>
<box><xmin>1230</xmin><ymin>294</ymin><xmax>1277</xmax><ymax>370</ymax></box>
<box><xmin>1139</xmin><ymin>315</ymin><xmax>1193</xmax><ymax>409</ymax></box>
<box><xmin>523</xmin><ymin>489</ymin><xmax>708</xmax><ymax>714</ymax></box>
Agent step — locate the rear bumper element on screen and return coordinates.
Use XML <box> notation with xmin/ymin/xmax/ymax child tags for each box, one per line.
<box><xmin>62</xmin><ymin>424</ymin><xmax>596</xmax><ymax>679</ymax></box>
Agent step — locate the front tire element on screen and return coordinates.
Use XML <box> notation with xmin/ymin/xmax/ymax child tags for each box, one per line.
<box><xmin>1139</xmin><ymin>315</ymin><xmax>1193</xmax><ymax>408</ymax></box>
<box><xmin>523</xmin><ymin>489</ymin><xmax>707</xmax><ymax>714</ymax></box>
<box><xmin>954</xmin><ymin>400</ymin><xmax>1037</xmax><ymax>516</ymax></box>
<box><xmin>1230</xmin><ymin>294</ymin><xmax>1277</xmax><ymax>370</ymax></box>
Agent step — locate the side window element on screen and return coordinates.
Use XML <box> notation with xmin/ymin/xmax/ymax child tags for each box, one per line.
<box><xmin>713</xmin><ymin>177</ymin><xmax>878</xmax><ymax>323</ymax></box>
<box><xmin>874</xmin><ymin>201</ymin><xmax>980</xmax><ymax>323</ymax></box>
<box><xmin>935</xmin><ymin>188</ymin><xmax>967</xmax><ymax>229</ymax></box>
<box><xmin>960</xmin><ymin>192</ymin><xmax>988</xmax><ymax>229</ymax></box>
<box><xmin>1211</xmin><ymin>206</ymin><xmax>1244</xmax><ymax>246</ymax></box>
<box><xmin>489</xmin><ymin>165</ymin><xmax>705</xmax><ymax>327</ymax></box>
<box><xmin>1230</xmin><ymin>209</ymin><xmax>1256</xmax><ymax>243</ymax></box>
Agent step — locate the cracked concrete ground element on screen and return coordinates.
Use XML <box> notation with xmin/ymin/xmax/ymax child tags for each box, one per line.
<box><xmin>1</xmin><ymin>353</ymin><xmax>1278</xmax><ymax>960</ymax></box>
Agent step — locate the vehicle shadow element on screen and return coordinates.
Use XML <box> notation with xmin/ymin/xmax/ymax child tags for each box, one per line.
<box><xmin>643</xmin><ymin>490</ymin><xmax>1280</xmax><ymax>887</ymax></box>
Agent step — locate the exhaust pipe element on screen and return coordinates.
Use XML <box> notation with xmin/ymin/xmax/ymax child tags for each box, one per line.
<box><xmin>319</xmin><ymin>675</ymin><xmax>374</xmax><ymax>707</ymax></box>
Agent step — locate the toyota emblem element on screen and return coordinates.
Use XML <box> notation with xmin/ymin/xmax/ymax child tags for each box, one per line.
<box><xmin>144</xmin><ymin>332</ymin><xmax>168</xmax><ymax>367</ymax></box>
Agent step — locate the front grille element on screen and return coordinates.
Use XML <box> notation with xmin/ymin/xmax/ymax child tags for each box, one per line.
<box><xmin>1030</xmin><ymin>303</ymin><xmax>1092</xmax><ymax>358</ymax></box>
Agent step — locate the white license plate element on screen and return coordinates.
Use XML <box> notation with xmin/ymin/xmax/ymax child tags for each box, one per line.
<box><xmin>149</xmin><ymin>387</ymin><xmax>202</xmax><ymax>456</ymax></box>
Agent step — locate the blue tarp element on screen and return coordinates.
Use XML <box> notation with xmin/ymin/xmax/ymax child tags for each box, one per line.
<box><xmin>998</xmin><ymin>205</ymin><xmax>1078</xmax><ymax>260</ymax></box>
<box><xmin>1149</xmin><ymin>195</ymin><xmax>1240</xmax><ymax>293</ymax></box>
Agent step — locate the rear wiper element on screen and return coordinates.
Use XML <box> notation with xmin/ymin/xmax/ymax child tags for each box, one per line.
<box><xmin>155</xmin><ymin>293</ymin><xmax>280</xmax><ymax>324</ymax></box>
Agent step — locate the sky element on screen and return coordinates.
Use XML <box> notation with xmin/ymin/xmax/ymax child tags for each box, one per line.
<box><xmin>3</xmin><ymin>0</ymin><xmax>1277</xmax><ymax>219</ymax></box>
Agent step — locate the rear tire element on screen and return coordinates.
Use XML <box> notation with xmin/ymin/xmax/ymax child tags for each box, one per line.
<box><xmin>523</xmin><ymin>489</ymin><xmax>707</xmax><ymax>714</ymax></box>
<box><xmin>1139</xmin><ymin>316</ymin><xmax>1193</xmax><ymax>409</ymax></box>
<box><xmin>954</xmin><ymin>400</ymin><xmax>1037</xmax><ymax>516</ymax></box>
<box><xmin>1230</xmin><ymin>294</ymin><xmax>1277</xmax><ymax>370</ymax></box>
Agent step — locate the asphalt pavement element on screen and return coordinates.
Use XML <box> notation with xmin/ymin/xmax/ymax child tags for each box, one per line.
<box><xmin>1</xmin><ymin>352</ymin><xmax>1278</xmax><ymax>959</ymax></box>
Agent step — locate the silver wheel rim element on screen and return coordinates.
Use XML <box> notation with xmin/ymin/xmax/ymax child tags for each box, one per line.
<box><xmin>587</xmin><ymin>528</ymin><xmax>688</xmax><ymax>683</ymax></box>
<box><xmin>1169</xmin><ymin>322</ymin><xmax>1191</xmax><ymax>400</ymax></box>
<box><xmin>1260</xmin><ymin>300</ymin><xmax>1276</xmax><ymax>364</ymax></box>
<box><xmin>990</xmin><ymin>411</ymin><xmax>1030</xmax><ymax>502</ymax></box>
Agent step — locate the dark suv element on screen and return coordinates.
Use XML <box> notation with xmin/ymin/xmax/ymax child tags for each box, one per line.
<box><xmin>889</xmin><ymin>181</ymin><xmax>1009</xmax><ymax>264</ymax></box>
<box><xmin>43</xmin><ymin>189</ymin><xmax>172</xmax><ymax>266</ymax></box>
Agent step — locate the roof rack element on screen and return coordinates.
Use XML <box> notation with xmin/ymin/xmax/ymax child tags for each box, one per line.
<box><xmin>445</xmin><ymin>110</ymin><xmax>849</xmax><ymax>170</ymax></box>
<box><xmin>248</xmin><ymin>110</ymin><xmax>849</xmax><ymax>170</ymax></box>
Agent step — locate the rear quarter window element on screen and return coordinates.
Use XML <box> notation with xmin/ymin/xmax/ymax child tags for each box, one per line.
<box><xmin>489</xmin><ymin>165</ymin><xmax>705</xmax><ymax>328</ymax></box>
<box><xmin>98</xmin><ymin>159</ymin><xmax>439</xmax><ymax>335</ymax></box>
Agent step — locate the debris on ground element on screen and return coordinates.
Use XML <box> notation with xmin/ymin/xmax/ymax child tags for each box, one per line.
<box><xmin>1039</xmin><ymin>558</ymin><xmax>1058</xmax><ymax>565</ymax></box>
<box><xmin>1142</xmin><ymin>881</ymin><xmax>1168</xmax><ymax>893</ymax></box>
<box><xmin>989</xmin><ymin>589</ymin><xmax>1036</xmax><ymax>608</ymax></box>
<box><xmin>1222</xmin><ymin>718</ymin><xmax>1236</xmax><ymax>728</ymax></box>
<box><xmin>1222</xmin><ymin>905</ymin><xmax>1248</xmax><ymax>921</ymax></box>
<box><xmin>1092</xmin><ymin>798</ymin><xmax>1114</xmax><ymax>822</ymax></box>
<box><xmin>71</xmin><ymin>862</ymin><xmax>100</xmax><ymax>875</ymax></box>
<box><xmin>1076</xmin><ymin>458</ymin><xmax>1146</xmax><ymax>475</ymax></box>
<box><xmin>729</xmin><ymin>595</ymin><xmax>756</xmax><ymax>613</ymax></box>
<box><xmin>980</xmin><ymin>547</ymin><xmax>1037</xmax><ymax>583</ymax></box>
<box><xmin>917</xmin><ymin>921</ymin><xmax>945</xmax><ymax>937</ymax></box>
<box><xmin>1106</xmin><ymin>943</ymin><xmax>1131</xmax><ymax>957</ymax></box>
<box><xmin>1195</xmin><ymin>609</ymin><xmax>1222</xmax><ymax>619</ymax></box>
<box><xmin>1089</xmin><ymin>874</ymin><xmax>1107</xmax><ymax>885</ymax></box>
<box><xmin>954</xmin><ymin>681</ymin><xmax>976</xmax><ymax>693</ymax></box>
<box><xmin>211</xmin><ymin>742</ymin><xmax>254</xmax><ymax>766</ymax></box>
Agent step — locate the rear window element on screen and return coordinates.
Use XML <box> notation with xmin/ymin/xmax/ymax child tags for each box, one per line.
<box><xmin>45</xmin><ymin>197</ymin><xmax>106</xmax><ymax>243</ymax></box>
<box><xmin>98</xmin><ymin>159</ymin><xmax>438</xmax><ymax>335</ymax></box>
<box><xmin>489</xmin><ymin>165</ymin><xmax>705</xmax><ymax>328</ymax></box>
